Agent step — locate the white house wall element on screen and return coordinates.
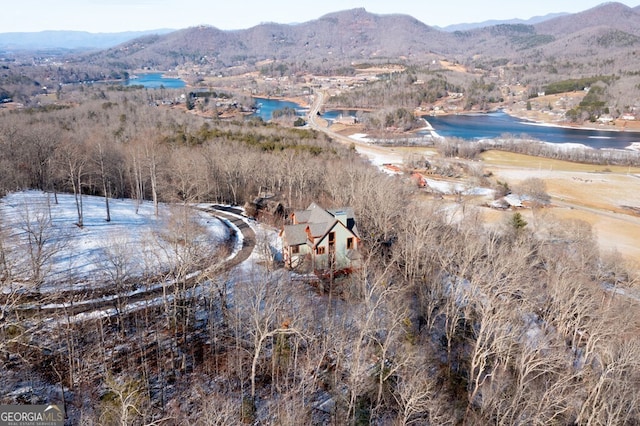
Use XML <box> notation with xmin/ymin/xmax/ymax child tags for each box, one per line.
<box><xmin>314</xmin><ymin>221</ymin><xmax>357</xmax><ymax>270</ymax></box>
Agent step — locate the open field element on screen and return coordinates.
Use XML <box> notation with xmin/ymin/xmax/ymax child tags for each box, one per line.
<box><xmin>332</xmin><ymin>131</ymin><xmax>640</xmax><ymax>264</ymax></box>
<box><xmin>482</xmin><ymin>150</ymin><xmax>640</xmax><ymax>264</ymax></box>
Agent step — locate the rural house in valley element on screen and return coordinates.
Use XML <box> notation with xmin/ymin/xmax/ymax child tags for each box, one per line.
<box><xmin>280</xmin><ymin>203</ymin><xmax>360</xmax><ymax>272</ymax></box>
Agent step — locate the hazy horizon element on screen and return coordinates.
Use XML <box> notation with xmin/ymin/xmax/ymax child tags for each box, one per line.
<box><xmin>2</xmin><ymin>0</ymin><xmax>638</xmax><ymax>34</ymax></box>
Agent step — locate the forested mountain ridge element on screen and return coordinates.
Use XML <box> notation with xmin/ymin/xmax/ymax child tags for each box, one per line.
<box><xmin>80</xmin><ymin>8</ymin><xmax>448</xmax><ymax>70</ymax></box>
<box><xmin>535</xmin><ymin>2</ymin><xmax>640</xmax><ymax>35</ymax></box>
<box><xmin>78</xmin><ymin>3</ymin><xmax>640</xmax><ymax>72</ymax></box>
<box><xmin>440</xmin><ymin>12</ymin><xmax>568</xmax><ymax>32</ymax></box>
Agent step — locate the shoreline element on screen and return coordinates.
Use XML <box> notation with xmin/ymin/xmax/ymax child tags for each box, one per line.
<box><xmin>253</xmin><ymin>94</ymin><xmax>311</xmax><ymax>108</ymax></box>
<box><xmin>418</xmin><ymin>107</ymin><xmax>640</xmax><ymax>134</ymax></box>
<box><xmin>415</xmin><ymin>112</ymin><xmax>640</xmax><ymax>152</ymax></box>
<box><xmin>260</xmin><ymin>94</ymin><xmax>640</xmax><ymax>149</ymax></box>
<box><xmin>503</xmin><ymin>109</ymin><xmax>636</xmax><ymax>133</ymax></box>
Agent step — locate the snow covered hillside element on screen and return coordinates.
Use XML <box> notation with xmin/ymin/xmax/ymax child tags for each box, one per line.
<box><xmin>0</xmin><ymin>191</ymin><xmax>229</xmax><ymax>293</ymax></box>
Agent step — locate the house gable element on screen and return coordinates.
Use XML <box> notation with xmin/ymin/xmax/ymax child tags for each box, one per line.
<box><xmin>281</xmin><ymin>202</ymin><xmax>361</xmax><ymax>272</ymax></box>
<box><xmin>315</xmin><ymin>219</ymin><xmax>358</xmax><ymax>249</ymax></box>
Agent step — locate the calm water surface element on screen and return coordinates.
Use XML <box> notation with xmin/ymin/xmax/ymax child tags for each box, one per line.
<box><xmin>252</xmin><ymin>97</ymin><xmax>308</xmax><ymax>121</ymax></box>
<box><xmin>250</xmin><ymin>99</ymin><xmax>640</xmax><ymax>149</ymax></box>
<box><xmin>423</xmin><ymin>111</ymin><xmax>640</xmax><ymax>150</ymax></box>
<box><xmin>321</xmin><ymin>110</ymin><xmax>359</xmax><ymax>122</ymax></box>
<box><xmin>125</xmin><ymin>73</ymin><xmax>186</xmax><ymax>89</ymax></box>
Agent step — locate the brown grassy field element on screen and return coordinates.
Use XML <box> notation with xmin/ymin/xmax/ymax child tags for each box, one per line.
<box><xmin>320</xmin><ymin>102</ymin><xmax>640</xmax><ymax>267</ymax></box>
<box><xmin>481</xmin><ymin>150</ymin><xmax>640</xmax><ymax>266</ymax></box>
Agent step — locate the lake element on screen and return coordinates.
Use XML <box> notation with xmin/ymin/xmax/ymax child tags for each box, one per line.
<box><xmin>125</xmin><ymin>73</ymin><xmax>186</xmax><ymax>89</ymax></box>
<box><xmin>423</xmin><ymin>111</ymin><xmax>640</xmax><ymax>150</ymax></box>
<box><xmin>250</xmin><ymin>98</ymin><xmax>640</xmax><ymax>150</ymax></box>
<box><xmin>321</xmin><ymin>109</ymin><xmax>359</xmax><ymax>122</ymax></box>
<box><xmin>252</xmin><ymin>97</ymin><xmax>308</xmax><ymax>121</ymax></box>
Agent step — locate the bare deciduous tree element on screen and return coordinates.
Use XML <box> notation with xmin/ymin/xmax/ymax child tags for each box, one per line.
<box><xmin>16</xmin><ymin>199</ymin><xmax>62</xmax><ymax>290</ymax></box>
<box><xmin>99</xmin><ymin>373</ymin><xmax>149</xmax><ymax>426</ymax></box>
<box><xmin>56</xmin><ymin>137</ymin><xmax>88</xmax><ymax>227</ymax></box>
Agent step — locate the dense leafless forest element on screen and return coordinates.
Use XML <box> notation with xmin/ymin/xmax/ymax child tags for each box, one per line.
<box><xmin>3</xmin><ymin>3</ymin><xmax>640</xmax><ymax>424</ymax></box>
<box><xmin>1</xmin><ymin>81</ymin><xmax>640</xmax><ymax>425</ymax></box>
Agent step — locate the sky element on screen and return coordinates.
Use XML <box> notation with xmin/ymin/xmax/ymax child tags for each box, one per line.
<box><xmin>3</xmin><ymin>0</ymin><xmax>639</xmax><ymax>33</ymax></box>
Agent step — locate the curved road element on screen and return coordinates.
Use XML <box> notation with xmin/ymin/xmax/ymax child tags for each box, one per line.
<box><xmin>206</xmin><ymin>204</ymin><xmax>256</xmax><ymax>268</ymax></box>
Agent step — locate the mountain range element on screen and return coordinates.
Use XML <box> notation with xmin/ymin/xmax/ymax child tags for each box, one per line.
<box><xmin>0</xmin><ymin>11</ymin><xmax>570</xmax><ymax>51</ymax></box>
<box><xmin>4</xmin><ymin>1</ymin><xmax>640</xmax><ymax>110</ymax></box>
<box><xmin>437</xmin><ymin>12</ymin><xmax>568</xmax><ymax>32</ymax></box>
<box><xmin>65</xmin><ymin>3</ymin><xmax>640</xmax><ymax>75</ymax></box>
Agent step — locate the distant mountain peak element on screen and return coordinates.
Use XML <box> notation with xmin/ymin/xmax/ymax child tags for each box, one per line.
<box><xmin>322</xmin><ymin>7</ymin><xmax>368</xmax><ymax>16</ymax></box>
<box><xmin>535</xmin><ymin>1</ymin><xmax>640</xmax><ymax>35</ymax></box>
<box><xmin>440</xmin><ymin>12</ymin><xmax>568</xmax><ymax>32</ymax></box>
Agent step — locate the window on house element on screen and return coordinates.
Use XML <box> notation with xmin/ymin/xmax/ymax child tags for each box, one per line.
<box><xmin>329</xmin><ymin>232</ymin><xmax>335</xmax><ymax>243</ymax></box>
<box><xmin>291</xmin><ymin>245</ymin><xmax>299</xmax><ymax>254</ymax></box>
<box><xmin>347</xmin><ymin>237</ymin><xmax>354</xmax><ymax>250</ymax></box>
<box><xmin>317</xmin><ymin>246</ymin><xmax>326</xmax><ymax>255</ymax></box>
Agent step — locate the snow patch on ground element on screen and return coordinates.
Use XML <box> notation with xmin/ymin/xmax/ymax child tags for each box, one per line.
<box><xmin>0</xmin><ymin>191</ymin><xmax>229</xmax><ymax>293</ymax></box>
<box><xmin>349</xmin><ymin>133</ymin><xmax>371</xmax><ymax>144</ymax></box>
<box><xmin>424</xmin><ymin>178</ymin><xmax>495</xmax><ymax>197</ymax></box>
<box><xmin>543</xmin><ymin>141</ymin><xmax>593</xmax><ymax>151</ymax></box>
<box><xmin>627</xmin><ymin>142</ymin><xmax>640</xmax><ymax>151</ymax></box>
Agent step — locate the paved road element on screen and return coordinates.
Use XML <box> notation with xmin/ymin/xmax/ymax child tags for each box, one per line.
<box><xmin>307</xmin><ymin>91</ymin><xmax>404</xmax><ymax>164</ymax></box>
<box><xmin>206</xmin><ymin>204</ymin><xmax>256</xmax><ymax>268</ymax></box>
